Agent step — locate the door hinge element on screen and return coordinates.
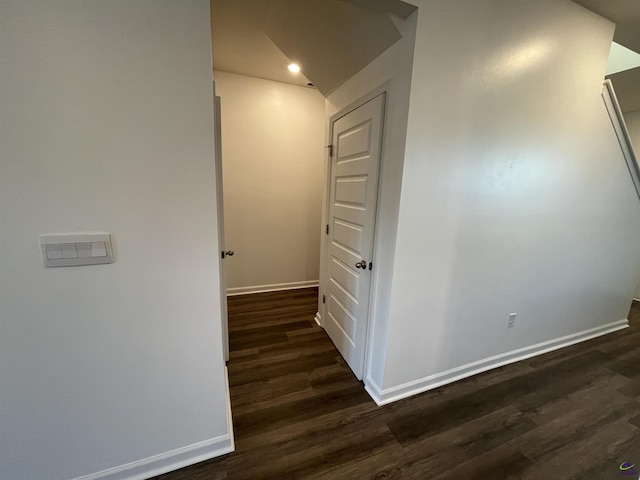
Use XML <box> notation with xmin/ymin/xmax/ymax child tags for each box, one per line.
<box><xmin>327</xmin><ymin>144</ymin><xmax>333</xmax><ymax>157</ymax></box>
<box><xmin>369</xmin><ymin>262</ymin><xmax>373</xmax><ymax>270</ymax></box>
<box><xmin>326</xmin><ymin>224</ymin><xmax>329</xmax><ymax>235</ymax></box>
<box><xmin>322</xmin><ymin>294</ymin><xmax>326</xmax><ymax>304</ymax></box>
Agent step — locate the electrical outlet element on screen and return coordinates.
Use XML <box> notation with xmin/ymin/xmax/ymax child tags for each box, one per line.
<box><xmin>508</xmin><ymin>313</ymin><xmax>517</xmax><ymax>328</ymax></box>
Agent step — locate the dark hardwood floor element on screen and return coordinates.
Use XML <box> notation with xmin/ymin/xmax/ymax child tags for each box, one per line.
<box><xmin>154</xmin><ymin>288</ymin><xmax>640</xmax><ymax>479</ymax></box>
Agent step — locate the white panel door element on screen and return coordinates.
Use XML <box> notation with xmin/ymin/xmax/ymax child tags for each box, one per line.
<box><xmin>325</xmin><ymin>93</ymin><xmax>385</xmax><ymax>380</ymax></box>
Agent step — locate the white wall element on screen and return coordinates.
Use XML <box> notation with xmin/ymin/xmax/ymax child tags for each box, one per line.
<box><xmin>624</xmin><ymin>110</ymin><xmax>640</xmax><ymax>298</ymax></box>
<box><xmin>213</xmin><ymin>71</ymin><xmax>325</xmax><ymax>294</ymax></box>
<box><xmin>322</xmin><ymin>13</ymin><xmax>417</xmax><ymax>388</ymax></box>
<box><xmin>372</xmin><ymin>0</ymin><xmax>640</xmax><ymax>403</ymax></box>
<box><xmin>0</xmin><ymin>2</ymin><xmax>232</xmax><ymax>479</ymax></box>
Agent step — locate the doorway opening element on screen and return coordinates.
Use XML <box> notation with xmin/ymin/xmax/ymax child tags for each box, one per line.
<box><xmin>210</xmin><ymin>0</ymin><xmax>418</xmax><ymax>408</ymax></box>
<box><xmin>214</xmin><ymin>72</ymin><xmax>386</xmax><ymax>381</ymax></box>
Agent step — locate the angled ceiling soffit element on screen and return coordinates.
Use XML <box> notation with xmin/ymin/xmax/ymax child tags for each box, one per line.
<box><xmin>609</xmin><ymin>67</ymin><xmax>640</xmax><ymax>113</ymax></box>
<box><xmin>262</xmin><ymin>0</ymin><xmax>404</xmax><ymax>95</ymax></box>
<box><xmin>571</xmin><ymin>0</ymin><xmax>640</xmax><ymax>53</ymax></box>
<box><xmin>338</xmin><ymin>0</ymin><xmax>417</xmax><ymax>19</ymax></box>
<box><xmin>211</xmin><ymin>0</ymin><xmax>313</xmax><ymax>87</ymax></box>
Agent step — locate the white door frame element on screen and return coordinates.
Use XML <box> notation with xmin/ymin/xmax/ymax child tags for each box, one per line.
<box><xmin>213</xmin><ymin>82</ymin><xmax>229</xmax><ymax>362</ymax></box>
<box><xmin>318</xmin><ymin>84</ymin><xmax>390</xmax><ymax>382</ymax></box>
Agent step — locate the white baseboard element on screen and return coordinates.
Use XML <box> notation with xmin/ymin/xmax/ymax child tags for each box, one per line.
<box><xmin>365</xmin><ymin>319</ymin><xmax>629</xmax><ymax>406</ymax></box>
<box><xmin>227</xmin><ymin>280</ymin><xmax>319</xmax><ymax>296</ymax></box>
<box><xmin>73</xmin><ymin>368</ymin><xmax>235</xmax><ymax>480</ymax></box>
<box><xmin>364</xmin><ymin>376</ymin><xmax>384</xmax><ymax>405</ymax></box>
<box><xmin>222</xmin><ymin>365</ymin><xmax>235</xmax><ymax>452</ymax></box>
<box><xmin>314</xmin><ymin>311</ymin><xmax>322</xmax><ymax>327</ymax></box>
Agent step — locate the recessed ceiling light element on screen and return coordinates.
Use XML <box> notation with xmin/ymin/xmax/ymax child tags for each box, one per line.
<box><xmin>288</xmin><ymin>63</ymin><xmax>301</xmax><ymax>73</ymax></box>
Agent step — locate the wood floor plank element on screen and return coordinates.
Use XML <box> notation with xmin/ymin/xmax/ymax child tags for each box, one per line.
<box><xmin>519</xmin><ymin>419</ymin><xmax>639</xmax><ymax>480</ymax></box>
<box><xmin>433</xmin><ymin>451</ymin><xmax>533</xmax><ymax>480</ymax></box>
<box><xmin>233</xmin><ymin>382</ymin><xmax>369</xmax><ymax>439</ymax></box>
<box><xmin>235</xmin><ymin>425</ymin><xmax>399</xmax><ymax>480</ymax></box>
<box><xmin>154</xmin><ymin>290</ymin><xmax>640</xmax><ymax>480</ymax></box>
<box><xmin>362</xmin><ymin>407</ymin><xmax>527</xmax><ymax>479</ymax></box>
<box><xmin>233</xmin><ymin>400</ymin><xmax>379</xmax><ymax>452</ymax></box>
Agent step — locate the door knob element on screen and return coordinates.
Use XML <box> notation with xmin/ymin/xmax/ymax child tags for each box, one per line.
<box><xmin>221</xmin><ymin>250</ymin><xmax>234</xmax><ymax>259</ymax></box>
<box><xmin>355</xmin><ymin>260</ymin><xmax>367</xmax><ymax>269</ymax></box>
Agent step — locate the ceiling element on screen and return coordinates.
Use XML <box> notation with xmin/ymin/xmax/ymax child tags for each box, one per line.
<box><xmin>607</xmin><ymin>68</ymin><xmax>640</xmax><ymax>113</ymax></box>
<box><xmin>572</xmin><ymin>0</ymin><xmax>640</xmax><ymax>53</ymax></box>
<box><xmin>210</xmin><ymin>0</ymin><xmax>416</xmax><ymax>96</ymax></box>
<box><xmin>212</xmin><ymin>0</ymin><xmax>640</xmax><ymax>111</ymax></box>
<box><xmin>572</xmin><ymin>0</ymin><xmax>640</xmax><ymax>113</ymax></box>
<box><xmin>211</xmin><ymin>0</ymin><xmax>313</xmax><ymax>88</ymax></box>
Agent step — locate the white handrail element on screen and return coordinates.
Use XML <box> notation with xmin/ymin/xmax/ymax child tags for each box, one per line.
<box><xmin>602</xmin><ymin>79</ymin><xmax>640</xmax><ymax>201</ymax></box>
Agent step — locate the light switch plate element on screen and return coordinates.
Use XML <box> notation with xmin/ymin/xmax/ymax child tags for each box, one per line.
<box><xmin>40</xmin><ymin>233</ymin><xmax>114</xmax><ymax>267</ymax></box>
